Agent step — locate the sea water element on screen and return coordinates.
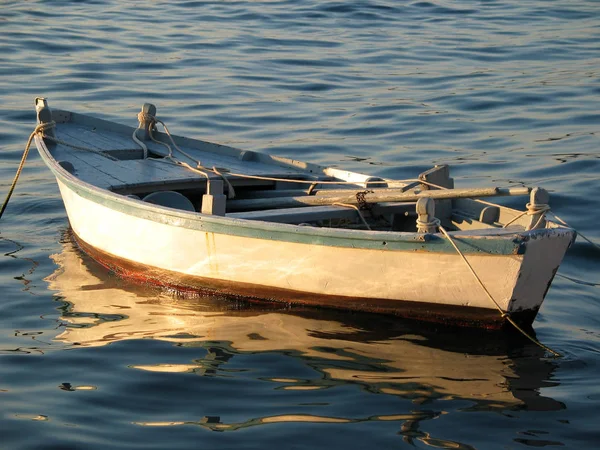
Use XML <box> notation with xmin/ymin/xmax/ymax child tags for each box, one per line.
<box><xmin>0</xmin><ymin>1</ymin><xmax>599</xmax><ymax>448</ymax></box>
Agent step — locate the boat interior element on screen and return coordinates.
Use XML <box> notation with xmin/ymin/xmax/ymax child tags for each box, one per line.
<box><xmin>37</xmin><ymin>100</ymin><xmax>542</xmax><ymax>233</ymax></box>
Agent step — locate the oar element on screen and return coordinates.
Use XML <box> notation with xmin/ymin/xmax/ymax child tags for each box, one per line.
<box><xmin>226</xmin><ymin>186</ymin><xmax>531</xmax><ymax>212</ymax></box>
<box><xmin>233</xmin><ymin>185</ymin><xmax>417</xmax><ymax>199</ymax></box>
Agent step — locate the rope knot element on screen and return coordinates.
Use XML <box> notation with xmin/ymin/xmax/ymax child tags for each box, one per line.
<box><xmin>355</xmin><ymin>190</ymin><xmax>374</xmax><ymax>210</ymax></box>
<box><xmin>35</xmin><ymin>120</ymin><xmax>56</xmax><ymax>136</ymax></box>
<box><xmin>416</xmin><ymin>217</ymin><xmax>440</xmax><ymax>230</ymax></box>
<box><xmin>526</xmin><ymin>202</ymin><xmax>550</xmax><ymax>216</ymax></box>
<box><xmin>503</xmin><ymin>200</ymin><xmax>551</xmax><ymax>229</ymax></box>
<box><xmin>137</xmin><ymin>111</ymin><xmax>155</xmax><ymax>122</ymax></box>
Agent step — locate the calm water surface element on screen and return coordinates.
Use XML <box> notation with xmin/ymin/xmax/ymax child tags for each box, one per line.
<box><xmin>1</xmin><ymin>1</ymin><xmax>599</xmax><ymax>449</ymax></box>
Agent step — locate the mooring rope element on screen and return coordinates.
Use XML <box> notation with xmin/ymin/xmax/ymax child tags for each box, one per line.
<box><xmin>0</xmin><ymin>122</ymin><xmax>56</xmax><ymax>220</ymax></box>
<box><xmin>131</xmin><ymin>129</ymin><xmax>148</xmax><ymax>159</ymax></box>
<box><xmin>502</xmin><ymin>202</ymin><xmax>551</xmax><ymax>229</ymax></box>
<box><xmin>430</xmin><ymin>220</ymin><xmax>562</xmax><ymax>357</ymax></box>
<box><xmin>137</xmin><ymin>112</ymin><xmax>238</xmax><ymax>199</ymax></box>
<box><xmin>1</xmin><ymin>120</ymin><xmax>123</xmax><ymax>220</ymax></box>
<box><xmin>550</xmin><ymin>212</ymin><xmax>600</xmax><ymax>252</ymax></box>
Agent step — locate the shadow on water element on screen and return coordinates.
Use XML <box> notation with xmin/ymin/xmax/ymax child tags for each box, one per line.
<box><xmin>43</xmin><ymin>230</ymin><xmax>566</xmax><ymax>445</ymax></box>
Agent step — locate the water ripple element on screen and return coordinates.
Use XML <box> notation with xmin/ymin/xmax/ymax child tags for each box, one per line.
<box><xmin>1</xmin><ymin>0</ymin><xmax>600</xmax><ymax>448</ymax></box>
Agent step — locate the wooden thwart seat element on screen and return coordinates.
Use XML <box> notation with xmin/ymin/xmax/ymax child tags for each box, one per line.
<box><xmin>227</xmin><ymin>202</ymin><xmax>417</xmax><ymax>224</ymax></box>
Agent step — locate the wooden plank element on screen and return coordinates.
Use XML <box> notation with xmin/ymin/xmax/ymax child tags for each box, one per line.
<box><xmin>108</xmin><ymin>159</ymin><xmax>205</xmax><ymax>191</ymax></box>
<box><xmin>54</xmin><ymin>112</ymin><xmax>343</xmax><ymax>188</ymax></box>
<box><xmin>55</xmin><ymin>128</ymin><xmax>102</xmax><ymax>151</ymax></box>
<box><xmin>234</xmin><ymin>184</ymin><xmax>416</xmax><ymax>199</ymax></box>
<box><xmin>108</xmin><ymin>158</ymin><xmax>319</xmax><ymax>193</ymax></box>
<box><xmin>103</xmin><ymin>148</ymin><xmax>145</xmax><ymax>160</ymax></box>
<box><xmin>228</xmin><ymin>202</ymin><xmax>417</xmax><ymax>224</ymax></box>
<box><xmin>227</xmin><ymin>187</ymin><xmax>532</xmax><ymax>212</ymax></box>
<box><xmin>453</xmin><ymin>198</ymin><xmax>525</xmax><ymax>228</ymax></box>
<box><xmin>50</xmin><ymin>140</ymin><xmax>188</xmax><ymax>190</ymax></box>
<box><xmin>135</xmin><ymin>129</ymin><xmax>326</xmax><ymax>176</ymax></box>
<box><xmin>60</xmin><ymin>105</ymin><xmax>390</xmax><ymax>189</ymax></box>
<box><xmin>59</xmin><ymin>123</ymin><xmax>138</xmax><ymax>151</ymax></box>
<box><xmin>57</xmin><ymin>121</ymin><xmax>166</xmax><ymax>160</ymax></box>
<box><xmin>419</xmin><ymin>164</ymin><xmax>454</xmax><ymax>221</ymax></box>
<box><xmin>50</xmin><ymin>123</ymin><xmax>308</xmax><ymax>192</ymax></box>
<box><xmin>227</xmin><ymin>205</ymin><xmax>363</xmax><ymax>224</ymax></box>
<box><xmin>51</xmin><ymin>145</ymin><xmax>124</xmax><ymax>189</ymax></box>
<box><xmin>235</xmin><ymin>189</ymin><xmax>312</xmax><ymax>199</ymax></box>
<box><xmin>451</xmin><ymin>212</ymin><xmax>497</xmax><ymax>230</ymax></box>
<box><xmin>110</xmin><ymin>134</ymin><xmax>320</xmax><ymax>179</ymax></box>
<box><xmin>369</xmin><ymin>201</ymin><xmax>417</xmax><ymax>217</ymax></box>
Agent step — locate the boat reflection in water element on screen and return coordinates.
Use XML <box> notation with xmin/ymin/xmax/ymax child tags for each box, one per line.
<box><xmin>47</xmin><ymin>233</ymin><xmax>564</xmax><ymax>440</ymax></box>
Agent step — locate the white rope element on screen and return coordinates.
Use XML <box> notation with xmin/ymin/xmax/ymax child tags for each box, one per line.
<box><xmin>384</xmin><ymin>215</ymin><xmax>557</xmax><ymax>352</ymax></box>
<box><xmin>550</xmin><ymin>212</ymin><xmax>600</xmax><ymax>251</ymax></box>
<box><xmin>211</xmin><ymin>166</ymin><xmax>236</xmax><ymax>199</ymax></box>
<box><xmin>138</xmin><ymin>112</ymin><xmax>200</xmax><ymax>164</ymax></box>
<box><xmin>436</xmin><ymin>224</ymin><xmax>561</xmax><ymax>357</ymax></box>
<box><xmin>416</xmin><ymin>216</ymin><xmax>440</xmax><ymax>234</ymax></box>
<box><xmin>131</xmin><ymin>129</ymin><xmax>148</xmax><ymax>159</ymax></box>
<box><xmin>136</xmin><ymin>112</ymin><xmax>239</xmax><ymax>198</ymax></box>
<box><xmin>503</xmin><ymin>202</ymin><xmax>550</xmax><ymax>229</ymax></box>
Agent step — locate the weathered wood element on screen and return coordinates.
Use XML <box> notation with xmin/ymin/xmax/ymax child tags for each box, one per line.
<box><xmin>226</xmin><ymin>187</ymin><xmax>532</xmax><ymax>212</ymax></box>
<box><xmin>366</xmin><ymin>201</ymin><xmax>417</xmax><ymax>218</ymax></box>
<box><xmin>103</xmin><ymin>148</ymin><xmax>146</xmax><ymax>160</ymax></box>
<box><xmin>526</xmin><ymin>187</ymin><xmax>549</xmax><ymax>231</ymax></box>
<box><xmin>451</xmin><ymin>212</ymin><xmax>501</xmax><ymax>230</ymax></box>
<box><xmin>201</xmin><ymin>179</ymin><xmax>227</xmax><ymax>216</ymax></box>
<box><xmin>416</xmin><ymin>198</ymin><xmax>437</xmax><ymax>233</ymax></box>
<box><xmin>418</xmin><ymin>165</ymin><xmax>454</xmax><ymax>190</ymax></box>
<box><xmin>323</xmin><ymin>167</ymin><xmax>389</xmax><ymax>188</ymax></box>
<box><xmin>453</xmin><ymin>198</ymin><xmax>524</xmax><ymax>229</ymax></box>
<box><xmin>235</xmin><ymin>183</ymin><xmax>418</xmax><ymax>199</ymax></box>
<box><xmin>55</xmin><ymin>105</ymin><xmax>331</xmax><ymax>180</ymax></box>
<box><xmin>137</xmin><ymin>103</ymin><xmax>157</xmax><ymax>141</ymax></box>
<box><xmin>228</xmin><ymin>201</ymin><xmax>417</xmax><ymax>224</ymax></box>
<box><xmin>228</xmin><ymin>205</ymin><xmax>362</xmax><ymax>224</ymax></box>
<box><xmin>35</xmin><ymin>97</ymin><xmax>56</xmax><ymax>141</ymax></box>
<box><xmin>52</xmin><ymin>103</ymin><xmax>412</xmax><ymax>188</ymax></box>
<box><xmin>60</xmin><ymin>123</ymin><xmax>138</xmax><ymax>151</ymax></box>
<box><xmin>419</xmin><ymin>164</ymin><xmax>454</xmax><ymax>222</ymax></box>
<box><xmin>52</xmin><ymin>145</ymin><xmax>123</xmax><ymax>189</ymax></box>
<box><xmin>479</xmin><ymin>206</ymin><xmax>500</xmax><ymax>224</ymax></box>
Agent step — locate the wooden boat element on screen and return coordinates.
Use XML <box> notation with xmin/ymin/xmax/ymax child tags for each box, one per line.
<box><xmin>34</xmin><ymin>97</ymin><xmax>576</xmax><ymax>328</ymax></box>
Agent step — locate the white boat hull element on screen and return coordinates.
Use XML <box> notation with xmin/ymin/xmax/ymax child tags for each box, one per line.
<box><xmin>55</xmin><ymin>176</ymin><xmax>573</xmax><ymax>328</ymax></box>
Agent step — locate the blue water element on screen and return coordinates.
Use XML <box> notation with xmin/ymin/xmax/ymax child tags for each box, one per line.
<box><xmin>1</xmin><ymin>0</ymin><xmax>599</xmax><ymax>448</ymax></box>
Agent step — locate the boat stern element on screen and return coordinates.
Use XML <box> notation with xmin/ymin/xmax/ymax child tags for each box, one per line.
<box><xmin>507</xmin><ymin>225</ymin><xmax>576</xmax><ymax>319</ymax></box>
